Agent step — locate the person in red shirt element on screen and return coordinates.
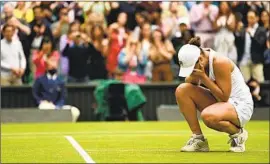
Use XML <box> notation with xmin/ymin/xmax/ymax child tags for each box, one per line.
<box><xmin>32</xmin><ymin>36</ymin><xmax>60</xmax><ymax>79</ymax></box>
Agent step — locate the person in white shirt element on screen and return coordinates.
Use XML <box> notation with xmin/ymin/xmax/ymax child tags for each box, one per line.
<box><xmin>1</xmin><ymin>24</ymin><xmax>26</xmax><ymax>86</ymax></box>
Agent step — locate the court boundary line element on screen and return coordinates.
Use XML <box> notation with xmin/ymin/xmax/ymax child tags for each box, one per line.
<box><xmin>2</xmin><ymin>130</ymin><xmax>269</xmax><ymax>136</ymax></box>
<box><xmin>65</xmin><ymin>136</ymin><xmax>95</xmax><ymax>164</ymax></box>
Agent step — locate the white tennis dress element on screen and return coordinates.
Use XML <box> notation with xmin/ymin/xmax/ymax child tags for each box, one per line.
<box><xmin>208</xmin><ymin>49</ymin><xmax>254</xmax><ymax>127</ymax></box>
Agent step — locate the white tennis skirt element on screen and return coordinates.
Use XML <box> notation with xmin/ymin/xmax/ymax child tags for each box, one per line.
<box><xmin>228</xmin><ymin>95</ymin><xmax>254</xmax><ymax>127</ymax></box>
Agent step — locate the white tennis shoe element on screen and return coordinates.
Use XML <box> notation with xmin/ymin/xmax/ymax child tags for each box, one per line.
<box><xmin>228</xmin><ymin>128</ymin><xmax>248</xmax><ymax>152</ymax></box>
<box><xmin>181</xmin><ymin>134</ymin><xmax>209</xmax><ymax>152</ymax></box>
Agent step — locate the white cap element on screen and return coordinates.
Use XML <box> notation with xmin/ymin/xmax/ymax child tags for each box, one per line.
<box><xmin>178</xmin><ymin>44</ymin><xmax>201</xmax><ymax>77</ymax></box>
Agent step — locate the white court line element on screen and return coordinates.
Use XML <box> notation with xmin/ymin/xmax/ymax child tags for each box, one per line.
<box><xmin>2</xmin><ymin>130</ymin><xmax>269</xmax><ymax>136</ymax></box>
<box><xmin>85</xmin><ymin>148</ymin><xmax>269</xmax><ymax>152</ymax></box>
<box><xmin>65</xmin><ymin>136</ymin><xmax>95</xmax><ymax>164</ymax></box>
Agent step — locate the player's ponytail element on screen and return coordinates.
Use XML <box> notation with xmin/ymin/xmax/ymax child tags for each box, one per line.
<box><xmin>188</xmin><ymin>36</ymin><xmax>201</xmax><ymax>48</ymax></box>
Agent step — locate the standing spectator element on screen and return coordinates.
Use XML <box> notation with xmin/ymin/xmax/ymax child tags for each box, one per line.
<box><xmin>264</xmin><ymin>36</ymin><xmax>270</xmax><ymax>81</ymax></box>
<box><xmin>1</xmin><ymin>24</ymin><xmax>26</xmax><ymax>86</ymax></box>
<box><xmin>189</xmin><ymin>1</ymin><xmax>218</xmax><ymax>48</ymax></box>
<box><xmin>1</xmin><ymin>2</ymin><xmax>31</xmax><ymax>37</ymax></box>
<box><xmin>59</xmin><ymin>21</ymin><xmax>81</xmax><ymax>77</ymax></box>
<box><xmin>149</xmin><ymin>29</ymin><xmax>175</xmax><ymax>82</ymax></box>
<box><xmin>213</xmin><ymin>1</ymin><xmax>238</xmax><ymax>63</ymax></box>
<box><xmin>32</xmin><ymin>58</ymin><xmax>80</xmax><ymax>122</ymax></box>
<box><xmin>118</xmin><ymin>37</ymin><xmax>148</xmax><ymax>84</ymax></box>
<box><xmin>139</xmin><ymin>22</ymin><xmax>153</xmax><ymax>80</ymax></box>
<box><xmin>32</xmin><ymin>36</ymin><xmax>60</xmax><ymax>79</ymax></box>
<box><xmin>29</xmin><ymin>6</ymin><xmax>53</xmax><ymax>51</ymax></box>
<box><xmin>1</xmin><ymin>2</ymin><xmax>32</xmax><ymax>84</ymax></box>
<box><xmin>106</xmin><ymin>12</ymin><xmax>128</xmax><ymax>76</ymax></box>
<box><xmin>260</xmin><ymin>10</ymin><xmax>270</xmax><ymax>37</ymax></box>
<box><xmin>51</xmin><ymin>7</ymin><xmax>70</xmax><ymax>40</ymax></box>
<box><xmin>162</xmin><ymin>2</ymin><xmax>190</xmax><ymax>39</ymax></box>
<box><xmin>133</xmin><ymin>11</ymin><xmax>149</xmax><ymax>40</ymax></box>
<box><xmin>62</xmin><ymin>31</ymin><xmax>91</xmax><ymax>83</ymax></box>
<box><xmin>235</xmin><ymin>10</ymin><xmax>267</xmax><ymax>82</ymax></box>
<box><xmin>88</xmin><ymin>24</ymin><xmax>108</xmax><ymax>80</ymax></box>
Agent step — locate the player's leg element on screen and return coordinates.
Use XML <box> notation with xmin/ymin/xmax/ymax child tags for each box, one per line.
<box><xmin>175</xmin><ymin>83</ymin><xmax>217</xmax><ymax>134</ymax></box>
<box><xmin>201</xmin><ymin>103</ymin><xmax>249</xmax><ymax>152</ymax></box>
<box><xmin>200</xmin><ymin>102</ymin><xmax>240</xmax><ymax>134</ymax></box>
<box><xmin>175</xmin><ymin>83</ymin><xmax>217</xmax><ymax>152</ymax></box>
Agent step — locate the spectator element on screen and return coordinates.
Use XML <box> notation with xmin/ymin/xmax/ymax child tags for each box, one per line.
<box><xmin>260</xmin><ymin>10</ymin><xmax>270</xmax><ymax>37</ymax></box>
<box><xmin>1</xmin><ymin>24</ymin><xmax>26</xmax><ymax>86</ymax></box>
<box><xmin>88</xmin><ymin>24</ymin><xmax>108</xmax><ymax>80</ymax></box>
<box><xmin>235</xmin><ymin>10</ymin><xmax>267</xmax><ymax>83</ymax></box>
<box><xmin>133</xmin><ymin>11</ymin><xmax>149</xmax><ymax>40</ymax></box>
<box><xmin>139</xmin><ymin>22</ymin><xmax>153</xmax><ymax>80</ymax></box>
<box><xmin>162</xmin><ymin>2</ymin><xmax>190</xmax><ymax>39</ymax></box>
<box><xmin>118</xmin><ymin>37</ymin><xmax>147</xmax><ymax>84</ymax></box>
<box><xmin>62</xmin><ymin>31</ymin><xmax>91</xmax><ymax>83</ymax></box>
<box><xmin>59</xmin><ymin>21</ymin><xmax>81</xmax><ymax>77</ymax></box>
<box><xmin>106</xmin><ymin>12</ymin><xmax>128</xmax><ymax>76</ymax></box>
<box><xmin>264</xmin><ymin>36</ymin><xmax>270</xmax><ymax>81</ymax></box>
<box><xmin>1</xmin><ymin>3</ymin><xmax>31</xmax><ymax>37</ymax></box>
<box><xmin>171</xmin><ymin>22</ymin><xmax>195</xmax><ymax>67</ymax></box>
<box><xmin>32</xmin><ymin>36</ymin><xmax>60</xmax><ymax>79</ymax></box>
<box><xmin>83</xmin><ymin>12</ymin><xmax>106</xmax><ymax>36</ymax></box>
<box><xmin>51</xmin><ymin>7</ymin><xmax>70</xmax><ymax>40</ymax></box>
<box><xmin>1</xmin><ymin>2</ymin><xmax>32</xmax><ymax>84</ymax></box>
<box><xmin>189</xmin><ymin>1</ymin><xmax>219</xmax><ymax>48</ymax></box>
<box><xmin>149</xmin><ymin>29</ymin><xmax>175</xmax><ymax>82</ymax></box>
<box><xmin>213</xmin><ymin>1</ymin><xmax>238</xmax><ymax>63</ymax></box>
<box><xmin>247</xmin><ymin>77</ymin><xmax>269</xmax><ymax>107</ymax></box>
<box><xmin>32</xmin><ymin>57</ymin><xmax>80</xmax><ymax>122</ymax></box>
<box><xmin>29</xmin><ymin>6</ymin><xmax>53</xmax><ymax>51</ymax></box>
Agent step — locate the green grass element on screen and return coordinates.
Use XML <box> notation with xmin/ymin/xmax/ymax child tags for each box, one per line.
<box><xmin>1</xmin><ymin>121</ymin><xmax>269</xmax><ymax>163</ymax></box>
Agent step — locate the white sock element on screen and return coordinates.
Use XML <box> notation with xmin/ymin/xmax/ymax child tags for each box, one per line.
<box><xmin>192</xmin><ymin>134</ymin><xmax>205</xmax><ymax>140</ymax></box>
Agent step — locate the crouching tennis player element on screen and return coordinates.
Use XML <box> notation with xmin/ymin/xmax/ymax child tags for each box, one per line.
<box><xmin>176</xmin><ymin>37</ymin><xmax>253</xmax><ymax>152</ymax></box>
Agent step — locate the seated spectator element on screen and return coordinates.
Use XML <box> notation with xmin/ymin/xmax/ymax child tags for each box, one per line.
<box><xmin>32</xmin><ymin>58</ymin><xmax>80</xmax><ymax>122</ymax></box>
<box><xmin>118</xmin><ymin>37</ymin><xmax>147</xmax><ymax>84</ymax></box>
<box><xmin>247</xmin><ymin>77</ymin><xmax>269</xmax><ymax>107</ymax></box>
<box><xmin>149</xmin><ymin>29</ymin><xmax>175</xmax><ymax>82</ymax></box>
<box><xmin>62</xmin><ymin>31</ymin><xmax>91</xmax><ymax>83</ymax></box>
<box><xmin>1</xmin><ymin>24</ymin><xmax>26</xmax><ymax>86</ymax></box>
<box><xmin>32</xmin><ymin>36</ymin><xmax>60</xmax><ymax>79</ymax></box>
<box><xmin>213</xmin><ymin>1</ymin><xmax>238</xmax><ymax>63</ymax></box>
<box><xmin>88</xmin><ymin>24</ymin><xmax>108</xmax><ymax>80</ymax></box>
<box><xmin>234</xmin><ymin>10</ymin><xmax>267</xmax><ymax>83</ymax></box>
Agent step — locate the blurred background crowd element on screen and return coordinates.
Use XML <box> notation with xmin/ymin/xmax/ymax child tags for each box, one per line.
<box><xmin>1</xmin><ymin>1</ymin><xmax>269</xmax><ymax>86</ymax></box>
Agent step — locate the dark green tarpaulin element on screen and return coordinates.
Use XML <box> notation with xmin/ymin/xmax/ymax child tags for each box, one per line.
<box><xmin>94</xmin><ymin>80</ymin><xmax>146</xmax><ymax>121</ymax></box>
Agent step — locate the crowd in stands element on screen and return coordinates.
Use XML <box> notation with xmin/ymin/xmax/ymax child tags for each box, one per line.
<box><xmin>1</xmin><ymin>1</ymin><xmax>270</xmax><ymax>86</ymax></box>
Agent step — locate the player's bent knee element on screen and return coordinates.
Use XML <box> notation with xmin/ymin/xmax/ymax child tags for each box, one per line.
<box><xmin>175</xmin><ymin>83</ymin><xmax>194</xmax><ymax>99</ymax></box>
<box><xmin>201</xmin><ymin>110</ymin><xmax>220</xmax><ymax>127</ymax></box>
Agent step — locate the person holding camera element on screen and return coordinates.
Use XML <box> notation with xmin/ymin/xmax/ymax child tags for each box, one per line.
<box><xmin>62</xmin><ymin>31</ymin><xmax>91</xmax><ymax>83</ymax></box>
<box><xmin>32</xmin><ymin>36</ymin><xmax>60</xmax><ymax>79</ymax></box>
